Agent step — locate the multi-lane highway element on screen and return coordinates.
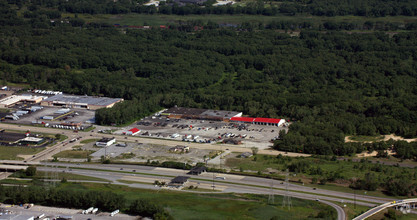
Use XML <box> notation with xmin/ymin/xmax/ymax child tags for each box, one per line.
<box><xmin>0</xmin><ymin>122</ymin><xmax>406</xmax><ymax>220</ymax></box>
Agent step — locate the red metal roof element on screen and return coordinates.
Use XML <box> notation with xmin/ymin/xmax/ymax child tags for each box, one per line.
<box><xmin>129</xmin><ymin>128</ymin><xmax>140</xmax><ymax>133</ymax></box>
<box><xmin>230</xmin><ymin>117</ymin><xmax>255</xmax><ymax>122</ymax></box>
<box><xmin>254</xmin><ymin>118</ymin><xmax>281</xmax><ymax>124</ymax></box>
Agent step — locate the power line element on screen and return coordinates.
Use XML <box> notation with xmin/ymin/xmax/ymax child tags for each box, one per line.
<box><xmin>282</xmin><ymin>169</ymin><xmax>292</xmax><ymax>210</ymax></box>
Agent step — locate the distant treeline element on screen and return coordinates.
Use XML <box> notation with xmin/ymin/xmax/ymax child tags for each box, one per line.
<box><xmin>0</xmin><ymin>185</ymin><xmax>172</xmax><ymax>219</ymax></box>
<box><xmin>9</xmin><ymin>0</ymin><xmax>417</xmax><ymax>17</ymax></box>
<box><xmin>1</xmin><ymin>2</ymin><xmax>417</xmax><ymax>156</ymax></box>
<box><xmin>6</xmin><ymin>1</ymin><xmax>417</xmax><ymax>32</ymax></box>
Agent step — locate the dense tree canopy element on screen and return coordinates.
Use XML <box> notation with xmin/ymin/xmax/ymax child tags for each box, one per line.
<box><xmin>16</xmin><ymin>0</ymin><xmax>417</xmax><ymax>17</ymax></box>
<box><xmin>1</xmin><ymin>2</ymin><xmax>417</xmax><ymax>155</ymax></box>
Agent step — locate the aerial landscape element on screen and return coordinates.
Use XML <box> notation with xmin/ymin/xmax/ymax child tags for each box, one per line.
<box><xmin>1</xmin><ymin>0</ymin><xmax>417</xmax><ymax>219</ymax></box>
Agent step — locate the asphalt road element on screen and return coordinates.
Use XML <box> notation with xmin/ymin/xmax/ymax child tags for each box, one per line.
<box><xmin>33</xmin><ymin>162</ymin><xmax>399</xmax><ymax>218</ymax></box>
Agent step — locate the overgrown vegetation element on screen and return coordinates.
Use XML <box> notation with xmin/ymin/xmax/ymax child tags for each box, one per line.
<box><xmin>226</xmin><ymin>153</ymin><xmax>417</xmax><ymax>196</ymax></box>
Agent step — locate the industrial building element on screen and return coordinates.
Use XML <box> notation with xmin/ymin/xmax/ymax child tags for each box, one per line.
<box><xmin>40</xmin><ymin>94</ymin><xmax>123</xmax><ymax>110</ymax></box>
<box><xmin>162</xmin><ymin>107</ymin><xmax>242</xmax><ymax>121</ymax></box>
<box><xmin>0</xmin><ymin>131</ymin><xmax>44</xmax><ymax>145</ymax></box>
<box><xmin>0</xmin><ymin>95</ymin><xmax>46</xmax><ymax>108</ymax></box>
<box><xmin>230</xmin><ymin>117</ymin><xmax>286</xmax><ymax>126</ymax></box>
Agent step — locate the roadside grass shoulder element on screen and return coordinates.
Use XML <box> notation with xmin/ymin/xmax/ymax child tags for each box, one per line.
<box><xmin>53</xmin><ymin>150</ymin><xmax>92</xmax><ymax>159</ymax></box>
<box><xmin>0</xmin><ymin>146</ymin><xmax>45</xmax><ymax>160</ymax></box>
<box><xmin>80</xmin><ymin>139</ymin><xmax>99</xmax><ymax>144</ymax></box>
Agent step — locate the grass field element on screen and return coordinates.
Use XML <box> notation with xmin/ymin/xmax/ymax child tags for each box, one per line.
<box><xmin>347</xmin><ymin>135</ymin><xmax>384</xmax><ymax>142</ymax></box>
<box><xmin>80</xmin><ymin>139</ymin><xmax>99</xmax><ymax>144</ymax></box>
<box><xmin>53</xmin><ymin>150</ymin><xmax>92</xmax><ymax>159</ymax></box>
<box><xmin>0</xmin><ymin>146</ymin><xmax>45</xmax><ymax>160</ymax></box>
<box><xmin>226</xmin><ymin>154</ymin><xmax>417</xmax><ymax>199</ymax></box>
<box><xmin>56</xmin><ymin>182</ymin><xmax>336</xmax><ymax>219</ymax></box>
<box><xmin>62</xmin><ymin>12</ymin><xmax>417</xmax><ymax>28</ymax></box>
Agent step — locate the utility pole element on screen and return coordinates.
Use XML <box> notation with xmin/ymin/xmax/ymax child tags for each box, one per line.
<box><xmin>283</xmin><ymin>169</ymin><xmax>292</xmax><ymax>210</ymax></box>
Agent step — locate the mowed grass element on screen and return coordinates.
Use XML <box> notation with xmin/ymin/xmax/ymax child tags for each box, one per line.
<box><xmin>58</xmin><ymin>182</ymin><xmax>335</xmax><ymax>219</ymax></box>
<box><xmin>0</xmin><ymin>146</ymin><xmax>45</xmax><ymax>160</ymax></box>
<box><xmin>80</xmin><ymin>139</ymin><xmax>99</xmax><ymax>144</ymax></box>
<box><xmin>53</xmin><ymin>150</ymin><xmax>91</xmax><ymax>158</ymax></box>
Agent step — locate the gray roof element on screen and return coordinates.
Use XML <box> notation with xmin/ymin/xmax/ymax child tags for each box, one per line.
<box><xmin>164</xmin><ymin>107</ymin><xmax>241</xmax><ymax>119</ymax></box>
<box><xmin>171</xmin><ymin>176</ymin><xmax>189</xmax><ymax>184</ymax></box>
<box><xmin>43</xmin><ymin>94</ymin><xmax>122</xmax><ymax>106</ymax></box>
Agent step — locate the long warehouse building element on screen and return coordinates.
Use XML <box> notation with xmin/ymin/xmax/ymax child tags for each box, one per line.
<box><xmin>162</xmin><ymin>107</ymin><xmax>242</xmax><ymax>121</ymax></box>
<box><xmin>41</xmin><ymin>94</ymin><xmax>123</xmax><ymax>110</ymax></box>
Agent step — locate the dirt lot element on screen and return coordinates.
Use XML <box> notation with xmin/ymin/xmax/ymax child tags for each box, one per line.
<box><xmin>80</xmin><ymin>141</ymin><xmax>216</xmax><ymax>164</ymax></box>
<box><xmin>115</xmin><ymin>116</ymin><xmax>288</xmax><ymax>150</ymax></box>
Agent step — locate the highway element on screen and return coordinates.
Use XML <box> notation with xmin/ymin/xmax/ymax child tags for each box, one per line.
<box><xmin>36</xmin><ymin>162</ymin><xmax>390</xmax><ymax>204</ymax></box>
<box><xmin>353</xmin><ymin>199</ymin><xmax>417</xmax><ymax>220</ymax></box>
<box><xmin>0</xmin><ymin>123</ymin><xmax>405</xmax><ymax>220</ymax></box>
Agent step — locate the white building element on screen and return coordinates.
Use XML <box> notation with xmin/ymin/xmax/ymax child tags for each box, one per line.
<box><xmin>95</xmin><ymin>137</ymin><xmax>116</xmax><ymax>147</ymax></box>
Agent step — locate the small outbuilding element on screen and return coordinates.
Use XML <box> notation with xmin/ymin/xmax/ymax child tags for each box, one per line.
<box><xmin>124</xmin><ymin>128</ymin><xmax>140</xmax><ymax>136</ymax></box>
<box><xmin>168</xmin><ymin>176</ymin><xmax>190</xmax><ymax>188</ymax></box>
<box><xmin>95</xmin><ymin>137</ymin><xmax>116</xmax><ymax>147</ymax></box>
<box><xmin>187</xmin><ymin>166</ymin><xmax>207</xmax><ymax>175</ymax></box>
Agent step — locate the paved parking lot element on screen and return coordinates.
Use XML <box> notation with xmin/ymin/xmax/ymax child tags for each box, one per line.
<box><xmin>115</xmin><ymin>116</ymin><xmax>288</xmax><ymax>150</ymax></box>
<box><xmin>4</xmin><ymin>106</ymin><xmax>95</xmax><ymax>128</ymax></box>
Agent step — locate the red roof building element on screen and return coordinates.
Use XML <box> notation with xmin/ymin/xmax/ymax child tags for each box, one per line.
<box><xmin>231</xmin><ymin>117</ymin><xmax>286</xmax><ymax>126</ymax></box>
<box><xmin>230</xmin><ymin>117</ymin><xmax>255</xmax><ymax>123</ymax></box>
<box><xmin>126</xmin><ymin>128</ymin><xmax>140</xmax><ymax>135</ymax></box>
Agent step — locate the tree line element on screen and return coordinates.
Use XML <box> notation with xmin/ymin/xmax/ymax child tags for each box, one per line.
<box><xmin>0</xmin><ymin>185</ymin><xmax>172</xmax><ymax>219</ymax></box>
<box><xmin>13</xmin><ymin>0</ymin><xmax>417</xmax><ymax>17</ymax></box>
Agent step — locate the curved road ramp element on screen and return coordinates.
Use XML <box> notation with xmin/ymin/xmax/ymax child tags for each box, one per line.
<box><xmin>353</xmin><ymin>198</ymin><xmax>417</xmax><ymax>220</ymax></box>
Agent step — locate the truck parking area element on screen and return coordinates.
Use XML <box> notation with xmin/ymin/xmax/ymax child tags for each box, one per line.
<box><xmin>2</xmin><ymin>105</ymin><xmax>95</xmax><ymax>129</ymax></box>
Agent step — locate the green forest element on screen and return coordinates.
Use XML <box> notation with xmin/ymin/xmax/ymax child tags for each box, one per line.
<box><xmin>12</xmin><ymin>0</ymin><xmax>417</xmax><ymax>16</ymax></box>
<box><xmin>1</xmin><ymin>1</ymin><xmax>417</xmax><ymax>156</ymax></box>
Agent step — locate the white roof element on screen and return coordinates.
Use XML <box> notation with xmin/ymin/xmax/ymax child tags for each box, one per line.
<box><xmin>20</xmin><ymin>137</ymin><xmax>43</xmax><ymax>142</ymax></box>
<box><xmin>0</xmin><ymin>95</ymin><xmax>47</xmax><ymax>106</ymax></box>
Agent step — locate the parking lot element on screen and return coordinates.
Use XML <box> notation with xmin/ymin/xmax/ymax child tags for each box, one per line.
<box><xmin>116</xmin><ymin>116</ymin><xmax>288</xmax><ymax>150</ymax></box>
<box><xmin>80</xmin><ymin>141</ymin><xmax>217</xmax><ymax>164</ymax></box>
<box><xmin>4</xmin><ymin>106</ymin><xmax>95</xmax><ymax>128</ymax></box>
